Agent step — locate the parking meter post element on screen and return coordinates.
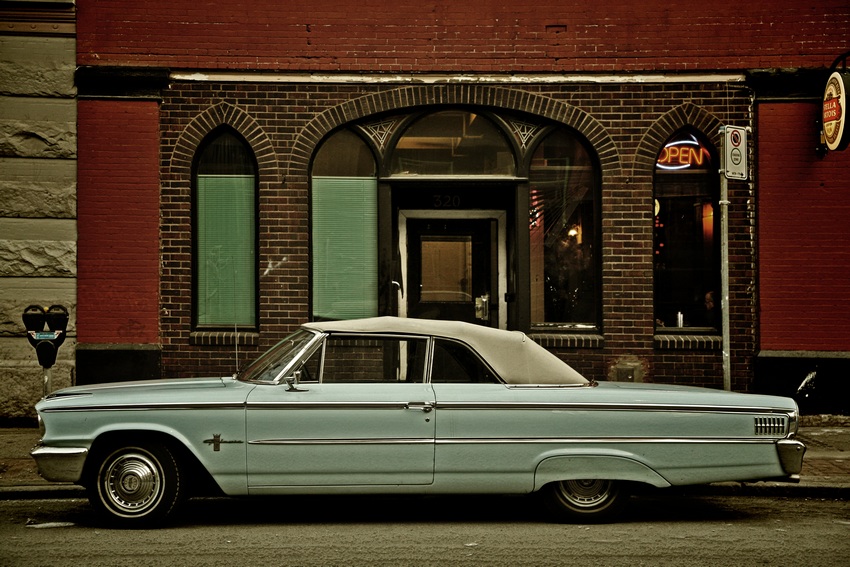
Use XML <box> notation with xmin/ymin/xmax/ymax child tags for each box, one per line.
<box><xmin>43</xmin><ymin>367</ymin><xmax>51</xmax><ymax>398</ymax></box>
<box><xmin>22</xmin><ymin>305</ymin><xmax>46</xmax><ymax>338</ymax></box>
<box><xmin>22</xmin><ymin>305</ymin><xmax>68</xmax><ymax>394</ymax></box>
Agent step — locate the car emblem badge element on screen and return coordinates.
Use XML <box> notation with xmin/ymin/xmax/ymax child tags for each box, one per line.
<box><xmin>203</xmin><ymin>434</ymin><xmax>243</xmax><ymax>452</ymax></box>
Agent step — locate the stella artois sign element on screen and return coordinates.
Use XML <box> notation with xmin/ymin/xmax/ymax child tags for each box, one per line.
<box><xmin>823</xmin><ymin>71</ymin><xmax>849</xmax><ymax>152</ymax></box>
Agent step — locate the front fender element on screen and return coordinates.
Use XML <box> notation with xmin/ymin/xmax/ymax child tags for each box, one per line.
<box><xmin>82</xmin><ymin>419</ymin><xmax>248</xmax><ymax>495</ymax></box>
<box><xmin>534</xmin><ymin>453</ymin><xmax>672</xmax><ymax>491</ymax></box>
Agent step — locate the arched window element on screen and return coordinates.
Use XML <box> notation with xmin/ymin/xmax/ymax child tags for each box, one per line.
<box><xmin>311</xmin><ymin>128</ymin><xmax>379</xmax><ymax>320</ymax></box>
<box><xmin>654</xmin><ymin>129</ymin><xmax>720</xmax><ymax>331</ymax></box>
<box><xmin>193</xmin><ymin>128</ymin><xmax>258</xmax><ymax>328</ymax></box>
<box><xmin>390</xmin><ymin>111</ymin><xmax>515</xmax><ymax>176</ymax></box>
<box><xmin>528</xmin><ymin>129</ymin><xmax>599</xmax><ymax>328</ymax></box>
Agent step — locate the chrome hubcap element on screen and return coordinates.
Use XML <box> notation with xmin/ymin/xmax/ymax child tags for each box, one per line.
<box><xmin>557</xmin><ymin>479</ymin><xmax>612</xmax><ymax>509</ymax></box>
<box><xmin>102</xmin><ymin>450</ymin><xmax>162</xmax><ymax>515</ymax></box>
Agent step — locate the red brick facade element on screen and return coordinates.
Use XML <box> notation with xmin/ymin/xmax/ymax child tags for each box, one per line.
<box><xmin>77</xmin><ymin>99</ymin><xmax>161</xmax><ymax>344</ymax></box>
<box><xmin>73</xmin><ymin>1</ymin><xmax>850</xmax><ymax>401</ymax></box>
<box><xmin>758</xmin><ymin>102</ymin><xmax>850</xmax><ymax>352</ymax></box>
<box><xmin>77</xmin><ymin>0</ymin><xmax>844</xmax><ymax>72</ymax></box>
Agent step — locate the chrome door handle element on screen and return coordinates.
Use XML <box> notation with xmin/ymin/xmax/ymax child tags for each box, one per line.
<box><xmin>405</xmin><ymin>402</ymin><xmax>434</xmax><ymax>413</ymax></box>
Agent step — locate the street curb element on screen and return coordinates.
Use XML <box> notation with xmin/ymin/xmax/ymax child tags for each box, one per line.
<box><xmin>800</xmin><ymin>415</ymin><xmax>850</xmax><ymax>427</ymax></box>
<box><xmin>0</xmin><ymin>484</ymin><xmax>85</xmax><ymax>500</ymax></box>
<box><xmin>676</xmin><ymin>482</ymin><xmax>850</xmax><ymax>500</ymax></box>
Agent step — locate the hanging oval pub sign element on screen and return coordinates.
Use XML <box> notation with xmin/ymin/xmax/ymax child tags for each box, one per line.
<box><xmin>823</xmin><ymin>71</ymin><xmax>849</xmax><ymax>152</ymax></box>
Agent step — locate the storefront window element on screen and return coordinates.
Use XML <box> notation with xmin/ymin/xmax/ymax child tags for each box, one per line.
<box><xmin>311</xmin><ymin>128</ymin><xmax>379</xmax><ymax>320</ymax></box>
<box><xmin>654</xmin><ymin>129</ymin><xmax>720</xmax><ymax>331</ymax></box>
<box><xmin>529</xmin><ymin>129</ymin><xmax>599</xmax><ymax>328</ymax></box>
<box><xmin>390</xmin><ymin>111</ymin><xmax>515</xmax><ymax>176</ymax></box>
<box><xmin>194</xmin><ymin>128</ymin><xmax>258</xmax><ymax>328</ymax></box>
<box><xmin>312</xmin><ymin>110</ymin><xmax>604</xmax><ymax>331</ymax></box>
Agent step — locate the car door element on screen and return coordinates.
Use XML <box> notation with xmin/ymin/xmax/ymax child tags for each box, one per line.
<box><xmin>429</xmin><ymin>337</ymin><xmax>553</xmax><ymax>492</ymax></box>
<box><xmin>245</xmin><ymin>334</ymin><xmax>436</xmax><ymax>488</ymax></box>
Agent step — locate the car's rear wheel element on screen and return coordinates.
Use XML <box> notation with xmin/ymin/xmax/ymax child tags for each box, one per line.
<box><xmin>543</xmin><ymin>479</ymin><xmax>628</xmax><ymax>523</ymax></box>
<box><xmin>87</xmin><ymin>442</ymin><xmax>183</xmax><ymax>528</ymax></box>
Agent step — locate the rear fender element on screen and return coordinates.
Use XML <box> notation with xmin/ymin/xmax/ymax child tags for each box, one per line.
<box><xmin>534</xmin><ymin>453</ymin><xmax>671</xmax><ymax>491</ymax></box>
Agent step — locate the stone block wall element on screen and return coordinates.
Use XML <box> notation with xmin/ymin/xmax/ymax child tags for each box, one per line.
<box><xmin>0</xmin><ymin>3</ymin><xmax>77</xmax><ymax>420</ymax></box>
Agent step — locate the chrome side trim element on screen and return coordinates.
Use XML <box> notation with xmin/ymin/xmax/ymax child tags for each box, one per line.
<box><xmin>39</xmin><ymin>402</ymin><xmax>246</xmax><ymax>413</ymax></box>
<box><xmin>41</xmin><ymin>401</ymin><xmax>418</xmax><ymax>412</ymax></box>
<box><xmin>435</xmin><ymin>436</ymin><xmax>781</xmax><ymax>445</ymax></box>
<box><xmin>434</xmin><ymin>401</ymin><xmax>798</xmax><ymax>415</ymax></box>
<box><xmin>247</xmin><ymin>401</ymin><xmax>797</xmax><ymax>418</ymax></box>
<box><xmin>250</xmin><ymin>402</ymin><xmax>412</xmax><ymax>410</ymax></box>
<box><xmin>248</xmin><ymin>436</ymin><xmax>781</xmax><ymax>446</ymax></box>
<box><xmin>249</xmin><ymin>438</ymin><xmax>434</xmax><ymax>446</ymax></box>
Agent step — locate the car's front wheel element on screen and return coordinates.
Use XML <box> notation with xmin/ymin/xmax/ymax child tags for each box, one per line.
<box><xmin>543</xmin><ymin>479</ymin><xmax>628</xmax><ymax>523</ymax></box>
<box><xmin>87</xmin><ymin>442</ymin><xmax>184</xmax><ymax>528</ymax></box>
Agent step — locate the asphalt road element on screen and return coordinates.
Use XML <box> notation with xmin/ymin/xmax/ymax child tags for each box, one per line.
<box><xmin>1</xmin><ymin>492</ymin><xmax>848</xmax><ymax>566</ymax></box>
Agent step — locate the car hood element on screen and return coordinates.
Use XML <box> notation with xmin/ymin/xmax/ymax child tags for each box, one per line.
<box><xmin>36</xmin><ymin>376</ymin><xmax>250</xmax><ymax>411</ymax></box>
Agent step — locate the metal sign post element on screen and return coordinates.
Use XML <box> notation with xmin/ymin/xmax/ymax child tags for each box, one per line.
<box><xmin>719</xmin><ymin>126</ymin><xmax>750</xmax><ymax>391</ymax></box>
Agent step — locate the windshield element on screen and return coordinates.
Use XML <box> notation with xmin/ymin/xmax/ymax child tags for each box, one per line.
<box><xmin>236</xmin><ymin>329</ymin><xmax>319</xmax><ymax>383</ymax></box>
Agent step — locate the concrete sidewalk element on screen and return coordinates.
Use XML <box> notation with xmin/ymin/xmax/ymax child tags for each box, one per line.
<box><xmin>1</xmin><ymin>417</ymin><xmax>848</xmax><ymax>500</ymax></box>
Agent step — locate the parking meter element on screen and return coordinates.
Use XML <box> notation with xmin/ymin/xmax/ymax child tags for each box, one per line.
<box><xmin>22</xmin><ymin>304</ymin><xmax>68</xmax><ymax>369</ymax></box>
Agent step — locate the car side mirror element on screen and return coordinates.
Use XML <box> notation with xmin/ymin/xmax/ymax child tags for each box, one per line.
<box><xmin>285</xmin><ymin>372</ymin><xmax>308</xmax><ymax>392</ymax></box>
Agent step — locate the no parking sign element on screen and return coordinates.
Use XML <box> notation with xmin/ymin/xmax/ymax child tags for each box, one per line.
<box><xmin>723</xmin><ymin>125</ymin><xmax>748</xmax><ymax>180</ymax></box>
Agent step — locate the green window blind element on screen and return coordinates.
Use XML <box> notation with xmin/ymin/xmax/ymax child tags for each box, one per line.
<box><xmin>312</xmin><ymin>176</ymin><xmax>378</xmax><ymax>320</ymax></box>
<box><xmin>197</xmin><ymin>174</ymin><xmax>256</xmax><ymax>326</ymax></box>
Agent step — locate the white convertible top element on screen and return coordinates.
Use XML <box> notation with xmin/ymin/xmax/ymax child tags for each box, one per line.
<box><xmin>303</xmin><ymin>317</ymin><xmax>587</xmax><ymax>385</ymax></box>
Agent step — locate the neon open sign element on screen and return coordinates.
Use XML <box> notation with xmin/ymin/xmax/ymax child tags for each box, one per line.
<box><xmin>656</xmin><ymin>134</ymin><xmax>712</xmax><ymax>171</ymax></box>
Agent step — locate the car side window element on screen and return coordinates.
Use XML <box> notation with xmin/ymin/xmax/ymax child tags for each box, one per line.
<box><xmin>320</xmin><ymin>336</ymin><xmax>428</xmax><ymax>383</ymax></box>
<box><xmin>296</xmin><ymin>345</ymin><xmax>323</xmax><ymax>382</ymax></box>
<box><xmin>431</xmin><ymin>339</ymin><xmax>500</xmax><ymax>383</ymax></box>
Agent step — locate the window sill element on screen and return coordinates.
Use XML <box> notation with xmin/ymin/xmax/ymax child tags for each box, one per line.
<box><xmin>654</xmin><ymin>334</ymin><xmax>722</xmax><ymax>350</ymax></box>
<box><xmin>190</xmin><ymin>331</ymin><xmax>259</xmax><ymax>347</ymax></box>
<box><xmin>529</xmin><ymin>333</ymin><xmax>604</xmax><ymax>349</ymax></box>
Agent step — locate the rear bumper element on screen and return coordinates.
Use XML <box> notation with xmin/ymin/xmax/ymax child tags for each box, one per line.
<box><xmin>30</xmin><ymin>445</ymin><xmax>88</xmax><ymax>483</ymax></box>
<box><xmin>777</xmin><ymin>439</ymin><xmax>806</xmax><ymax>476</ymax></box>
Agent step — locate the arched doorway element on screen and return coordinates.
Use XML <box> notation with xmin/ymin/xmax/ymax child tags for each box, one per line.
<box><xmin>311</xmin><ymin>108</ymin><xmax>601</xmax><ymax>331</ymax></box>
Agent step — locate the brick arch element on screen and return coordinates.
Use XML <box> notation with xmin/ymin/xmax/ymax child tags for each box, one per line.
<box><xmin>169</xmin><ymin>102</ymin><xmax>278</xmax><ymax>176</ymax></box>
<box><xmin>632</xmin><ymin>102</ymin><xmax>724</xmax><ymax>178</ymax></box>
<box><xmin>284</xmin><ymin>85</ymin><xmax>621</xmax><ymax>181</ymax></box>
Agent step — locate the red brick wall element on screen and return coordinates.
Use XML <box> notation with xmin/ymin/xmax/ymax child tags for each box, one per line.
<box><xmin>77</xmin><ymin>100</ymin><xmax>161</xmax><ymax>344</ymax></box>
<box><xmin>758</xmin><ymin>102</ymin><xmax>850</xmax><ymax>352</ymax></box>
<box><xmin>77</xmin><ymin>0</ymin><xmax>847</xmax><ymax>72</ymax></box>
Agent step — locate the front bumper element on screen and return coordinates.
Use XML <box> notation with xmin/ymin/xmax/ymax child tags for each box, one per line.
<box><xmin>31</xmin><ymin>445</ymin><xmax>88</xmax><ymax>483</ymax></box>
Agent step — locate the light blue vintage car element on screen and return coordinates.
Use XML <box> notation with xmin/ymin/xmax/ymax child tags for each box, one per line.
<box><xmin>32</xmin><ymin>317</ymin><xmax>805</xmax><ymax>527</ymax></box>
